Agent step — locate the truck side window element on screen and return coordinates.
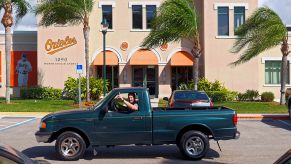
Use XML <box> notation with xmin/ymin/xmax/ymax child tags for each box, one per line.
<box><xmin>109</xmin><ymin>92</ymin><xmax>139</xmax><ymax>113</ymax></box>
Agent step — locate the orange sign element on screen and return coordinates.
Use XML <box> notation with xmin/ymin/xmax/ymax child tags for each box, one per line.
<box><xmin>10</xmin><ymin>51</ymin><xmax>37</xmax><ymax>87</ymax></box>
<box><xmin>45</xmin><ymin>36</ymin><xmax>77</xmax><ymax>55</ymax></box>
<box><xmin>0</xmin><ymin>52</ymin><xmax>1</xmax><ymax>83</ymax></box>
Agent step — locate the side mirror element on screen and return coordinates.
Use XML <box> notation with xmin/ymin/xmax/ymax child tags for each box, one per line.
<box><xmin>163</xmin><ymin>97</ymin><xmax>169</xmax><ymax>101</ymax></box>
<box><xmin>101</xmin><ymin>107</ymin><xmax>108</xmax><ymax>113</ymax></box>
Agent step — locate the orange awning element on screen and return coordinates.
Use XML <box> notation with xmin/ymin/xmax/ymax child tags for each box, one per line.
<box><xmin>170</xmin><ymin>51</ymin><xmax>194</xmax><ymax>66</ymax></box>
<box><xmin>129</xmin><ymin>49</ymin><xmax>158</xmax><ymax>65</ymax></box>
<box><xmin>93</xmin><ymin>50</ymin><xmax>119</xmax><ymax>65</ymax></box>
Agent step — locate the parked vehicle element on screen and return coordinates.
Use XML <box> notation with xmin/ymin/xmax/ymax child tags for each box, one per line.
<box><xmin>164</xmin><ymin>90</ymin><xmax>213</xmax><ymax>108</ymax></box>
<box><xmin>35</xmin><ymin>87</ymin><xmax>239</xmax><ymax>161</ymax></box>
<box><xmin>0</xmin><ymin>144</ymin><xmax>35</xmax><ymax>164</ymax></box>
<box><xmin>285</xmin><ymin>88</ymin><xmax>291</xmax><ymax>118</ymax></box>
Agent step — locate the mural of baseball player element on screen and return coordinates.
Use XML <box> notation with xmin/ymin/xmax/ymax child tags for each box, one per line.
<box><xmin>16</xmin><ymin>54</ymin><xmax>32</xmax><ymax>87</ymax></box>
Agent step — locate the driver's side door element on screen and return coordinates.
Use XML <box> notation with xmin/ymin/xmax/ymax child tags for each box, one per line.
<box><xmin>94</xmin><ymin>92</ymin><xmax>151</xmax><ymax>145</ymax></box>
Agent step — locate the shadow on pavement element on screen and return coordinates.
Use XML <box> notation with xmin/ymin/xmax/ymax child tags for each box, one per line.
<box><xmin>22</xmin><ymin>145</ymin><xmax>221</xmax><ymax>163</ymax></box>
<box><xmin>261</xmin><ymin>118</ymin><xmax>291</xmax><ymax>131</ymax></box>
<box><xmin>22</xmin><ymin>146</ymin><xmax>58</xmax><ymax>161</ymax></box>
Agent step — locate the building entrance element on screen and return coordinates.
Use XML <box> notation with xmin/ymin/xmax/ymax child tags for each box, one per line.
<box><xmin>132</xmin><ymin>66</ymin><xmax>158</xmax><ymax>97</ymax></box>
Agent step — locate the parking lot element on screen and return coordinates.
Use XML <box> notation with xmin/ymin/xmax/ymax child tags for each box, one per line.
<box><xmin>1</xmin><ymin>117</ymin><xmax>291</xmax><ymax>164</ymax></box>
<box><xmin>0</xmin><ymin>116</ymin><xmax>36</xmax><ymax>132</ymax></box>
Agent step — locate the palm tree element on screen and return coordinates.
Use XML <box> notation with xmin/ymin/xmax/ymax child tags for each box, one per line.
<box><xmin>1</xmin><ymin>0</ymin><xmax>30</xmax><ymax>103</ymax></box>
<box><xmin>231</xmin><ymin>7</ymin><xmax>290</xmax><ymax>105</ymax></box>
<box><xmin>35</xmin><ymin>0</ymin><xmax>94</xmax><ymax>102</ymax></box>
<box><xmin>141</xmin><ymin>0</ymin><xmax>202</xmax><ymax>90</ymax></box>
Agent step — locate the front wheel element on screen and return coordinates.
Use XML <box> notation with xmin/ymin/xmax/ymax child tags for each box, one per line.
<box><xmin>178</xmin><ymin>130</ymin><xmax>209</xmax><ymax>160</ymax></box>
<box><xmin>55</xmin><ymin>131</ymin><xmax>86</xmax><ymax>161</ymax></box>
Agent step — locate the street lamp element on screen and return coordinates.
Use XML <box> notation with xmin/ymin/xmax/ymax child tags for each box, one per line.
<box><xmin>101</xmin><ymin>18</ymin><xmax>109</xmax><ymax>96</ymax></box>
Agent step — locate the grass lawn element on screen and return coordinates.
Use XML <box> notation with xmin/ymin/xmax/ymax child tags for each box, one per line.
<box><xmin>158</xmin><ymin>99</ymin><xmax>288</xmax><ymax>114</ymax></box>
<box><xmin>0</xmin><ymin>99</ymin><xmax>75</xmax><ymax>112</ymax></box>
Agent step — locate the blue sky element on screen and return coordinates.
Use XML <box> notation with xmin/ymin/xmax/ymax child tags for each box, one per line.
<box><xmin>0</xmin><ymin>0</ymin><xmax>290</xmax><ymax>31</ymax></box>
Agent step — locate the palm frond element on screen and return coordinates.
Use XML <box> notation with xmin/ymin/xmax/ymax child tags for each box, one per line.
<box><xmin>141</xmin><ymin>0</ymin><xmax>199</xmax><ymax>48</ymax></box>
<box><xmin>12</xmin><ymin>0</ymin><xmax>31</xmax><ymax>21</ymax></box>
<box><xmin>231</xmin><ymin>7</ymin><xmax>287</xmax><ymax>66</ymax></box>
<box><xmin>35</xmin><ymin>0</ymin><xmax>94</xmax><ymax>27</ymax></box>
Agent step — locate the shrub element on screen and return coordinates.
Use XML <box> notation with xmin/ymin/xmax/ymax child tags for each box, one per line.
<box><xmin>206</xmin><ymin>91</ymin><xmax>237</xmax><ymax>102</ymax></box>
<box><xmin>197</xmin><ymin>78</ymin><xmax>212</xmax><ymax>91</ymax></box>
<box><xmin>245</xmin><ymin>90</ymin><xmax>260</xmax><ymax>101</ymax></box>
<box><xmin>261</xmin><ymin>92</ymin><xmax>275</xmax><ymax>102</ymax></box>
<box><xmin>63</xmin><ymin>77</ymin><xmax>107</xmax><ymax>102</ymax></box>
<box><xmin>178</xmin><ymin>78</ymin><xmax>235</xmax><ymax>102</ymax></box>
<box><xmin>20</xmin><ymin>87</ymin><xmax>62</xmax><ymax>100</ymax></box>
<box><xmin>178</xmin><ymin>83</ymin><xmax>193</xmax><ymax>90</ymax></box>
<box><xmin>178</xmin><ymin>78</ymin><xmax>228</xmax><ymax>92</ymax></box>
<box><xmin>237</xmin><ymin>90</ymin><xmax>260</xmax><ymax>101</ymax></box>
<box><xmin>237</xmin><ymin>93</ymin><xmax>247</xmax><ymax>101</ymax></box>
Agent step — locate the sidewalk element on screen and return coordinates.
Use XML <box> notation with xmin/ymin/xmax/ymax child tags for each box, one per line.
<box><xmin>0</xmin><ymin>112</ymin><xmax>49</xmax><ymax>118</ymax></box>
<box><xmin>0</xmin><ymin>112</ymin><xmax>289</xmax><ymax>120</ymax></box>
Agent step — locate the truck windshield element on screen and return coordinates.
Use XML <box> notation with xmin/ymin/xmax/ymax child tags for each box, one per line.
<box><xmin>90</xmin><ymin>90</ymin><xmax>112</xmax><ymax>110</ymax></box>
<box><xmin>174</xmin><ymin>92</ymin><xmax>209</xmax><ymax>101</ymax></box>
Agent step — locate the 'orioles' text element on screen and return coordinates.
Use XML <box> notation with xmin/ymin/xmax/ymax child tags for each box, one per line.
<box><xmin>45</xmin><ymin>36</ymin><xmax>77</xmax><ymax>55</ymax></box>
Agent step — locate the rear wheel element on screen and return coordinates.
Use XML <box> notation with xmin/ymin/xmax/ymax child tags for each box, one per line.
<box><xmin>178</xmin><ymin>130</ymin><xmax>209</xmax><ymax>160</ymax></box>
<box><xmin>55</xmin><ymin>131</ymin><xmax>86</xmax><ymax>161</ymax></box>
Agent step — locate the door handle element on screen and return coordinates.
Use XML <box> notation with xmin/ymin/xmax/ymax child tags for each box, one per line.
<box><xmin>133</xmin><ymin>116</ymin><xmax>143</xmax><ymax>120</ymax></box>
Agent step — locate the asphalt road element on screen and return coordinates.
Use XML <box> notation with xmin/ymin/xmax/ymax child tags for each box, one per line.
<box><xmin>1</xmin><ymin>118</ymin><xmax>291</xmax><ymax>164</ymax></box>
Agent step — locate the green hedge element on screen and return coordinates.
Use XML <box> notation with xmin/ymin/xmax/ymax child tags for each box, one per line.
<box><xmin>20</xmin><ymin>87</ymin><xmax>62</xmax><ymax>100</ymax></box>
<box><xmin>178</xmin><ymin>78</ymin><xmax>237</xmax><ymax>102</ymax></box>
<box><xmin>206</xmin><ymin>91</ymin><xmax>237</xmax><ymax>102</ymax></box>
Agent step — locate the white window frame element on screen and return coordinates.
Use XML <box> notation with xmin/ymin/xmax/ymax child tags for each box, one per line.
<box><xmin>262</xmin><ymin>57</ymin><xmax>291</xmax><ymax>86</ymax></box>
<box><xmin>213</xmin><ymin>3</ymin><xmax>248</xmax><ymax>10</ymax></box>
<box><xmin>214</xmin><ymin>3</ymin><xmax>248</xmax><ymax>39</ymax></box>
<box><xmin>98</xmin><ymin>1</ymin><xmax>116</xmax><ymax>8</ymax></box>
<box><xmin>129</xmin><ymin>1</ymin><xmax>159</xmax><ymax>31</ymax></box>
<box><xmin>128</xmin><ymin>1</ymin><xmax>160</xmax><ymax>8</ymax></box>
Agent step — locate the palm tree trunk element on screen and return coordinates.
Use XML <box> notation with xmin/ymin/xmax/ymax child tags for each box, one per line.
<box><xmin>280</xmin><ymin>54</ymin><xmax>288</xmax><ymax>104</ymax></box>
<box><xmin>193</xmin><ymin>57</ymin><xmax>199</xmax><ymax>90</ymax></box>
<box><xmin>280</xmin><ymin>38</ymin><xmax>290</xmax><ymax>105</ymax></box>
<box><xmin>2</xmin><ymin>1</ymin><xmax>13</xmax><ymax>104</ymax></box>
<box><xmin>83</xmin><ymin>26</ymin><xmax>90</xmax><ymax>102</ymax></box>
<box><xmin>5</xmin><ymin>26</ymin><xmax>11</xmax><ymax>103</ymax></box>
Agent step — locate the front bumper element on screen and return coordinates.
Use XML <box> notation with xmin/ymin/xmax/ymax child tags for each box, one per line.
<box><xmin>35</xmin><ymin>131</ymin><xmax>52</xmax><ymax>143</ymax></box>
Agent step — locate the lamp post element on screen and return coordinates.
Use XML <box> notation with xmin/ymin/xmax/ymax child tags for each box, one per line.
<box><xmin>101</xmin><ymin>19</ymin><xmax>109</xmax><ymax>96</ymax></box>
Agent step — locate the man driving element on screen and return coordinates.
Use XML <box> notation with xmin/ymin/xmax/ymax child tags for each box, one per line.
<box><xmin>116</xmin><ymin>92</ymin><xmax>138</xmax><ymax>111</ymax></box>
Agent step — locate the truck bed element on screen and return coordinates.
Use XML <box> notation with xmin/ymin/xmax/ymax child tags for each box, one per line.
<box><xmin>152</xmin><ymin>106</ymin><xmax>232</xmax><ymax>111</ymax></box>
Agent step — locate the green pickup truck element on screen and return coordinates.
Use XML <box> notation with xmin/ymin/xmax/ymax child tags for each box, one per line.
<box><xmin>35</xmin><ymin>87</ymin><xmax>239</xmax><ymax>161</ymax></box>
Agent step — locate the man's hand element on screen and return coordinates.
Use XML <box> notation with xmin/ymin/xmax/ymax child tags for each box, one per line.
<box><xmin>116</xmin><ymin>93</ymin><xmax>124</xmax><ymax>101</ymax></box>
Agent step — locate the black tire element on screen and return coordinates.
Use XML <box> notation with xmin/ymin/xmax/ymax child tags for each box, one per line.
<box><xmin>178</xmin><ymin>130</ymin><xmax>209</xmax><ymax>160</ymax></box>
<box><xmin>55</xmin><ymin>131</ymin><xmax>86</xmax><ymax>161</ymax></box>
<box><xmin>288</xmin><ymin>105</ymin><xmax>291</xmax><ymax>120</ymax></box>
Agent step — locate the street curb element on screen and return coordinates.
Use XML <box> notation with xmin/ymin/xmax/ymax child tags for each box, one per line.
<box><xmin>238</xmin><ymin>114</ymin><xmax>289</xmax><ymax>120</ymax></box>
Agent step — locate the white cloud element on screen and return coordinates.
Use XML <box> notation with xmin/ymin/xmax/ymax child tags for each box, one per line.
<box><xmin>259</xmin><ymin>0</ymin><xmax>291</xmax><ymax>25</ymax></box>
<box><xmin>0</xmin><ymin>0</ymin><xmax>37</xmax><ymax>31</ymax></box>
